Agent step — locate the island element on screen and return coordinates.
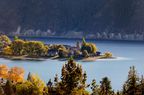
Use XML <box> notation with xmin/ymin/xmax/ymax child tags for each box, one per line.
<box><xmin>0</xmin><ymin>34</ymin><xmax>114</xmax><ymax>61</ymax></box>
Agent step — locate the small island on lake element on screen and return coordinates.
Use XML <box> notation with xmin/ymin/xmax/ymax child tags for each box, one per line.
<box><xmin>0</xmin><ymin>34</ymin><xmax>114</xmax><ymax>61</ymax></box>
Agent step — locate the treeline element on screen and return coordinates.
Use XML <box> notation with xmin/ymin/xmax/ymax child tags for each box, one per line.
<box><xmin>0</xmin><ymin>35</ymin><xmax>48</xmax><ymax>57</ymax></box>
<box><xmin>0</xmin><ymin>35</ymin><xmax>113</xmax><ymax>59</ymax></box>
<box><xmin>0</xmin><ymin>58</ymin><xmax>144</xmax><ymax>95</ymax></box>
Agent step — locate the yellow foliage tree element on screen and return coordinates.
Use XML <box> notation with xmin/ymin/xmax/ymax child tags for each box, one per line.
<box><xmin>81</xmin><ymin>38</ymin><xmax>98</xmax><ymax>54</ymax></box>
<box><xmin>8</xmin><ymin>67</ymin><xmax>24</xmax><ymax>83</ymax></box>
<box><xmin>0</xmin><ymin>35</ymin><xmax>11</xmax><ymax>49</ymax></box>
<box><xmin>3</xmin><ymin>46</ymin><xmax>12</xmax><ymax>55</ymax></box>
<box><xmin>11</xmin><ymin>39</ymin><xmax>25</xmax><ymax>56</ymax></box>
<box><xmin>0</xmin><ymin>64</ymin><xmax>8</xmax><ymax>79</ymax></box>
<box><xmin>90</xmin><ymin>43</ymin><xmax>97</xmax><ymax>53</ymax></box>
<box><xmin>0</xmin><ymin>35</ymin><xmax>11</xmax><ymax>44</ymax></box>
<box><xmin>16</xmin><ymin>81</ymin><xmax>33</xmax><ymax>95</ymax></box>
<box><xmin>24</xmin><ymin>41</ymin><xmax>48</xmax><ymax>57</ymax></box>
<box><xmin>28</xmin><ymin>73</ymin><xmax>45</xmax><ymax>95</ymax></box>
<box><xmin>104</xmin><ymin>52</ymin><xmax>112</xmax><ymax>58</ymax></box>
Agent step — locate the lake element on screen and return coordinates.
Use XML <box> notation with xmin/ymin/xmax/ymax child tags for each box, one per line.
<box><xmin>0</xmin><ymin>37</ymin><xmax>144</xmax><ymax>91</ymax></box>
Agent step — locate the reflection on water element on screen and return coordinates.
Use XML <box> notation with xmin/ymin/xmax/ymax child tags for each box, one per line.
<box><xmin>96</xmin><ymin>57</ymin><xmax>132</xmax><ymax>61</ymax></box>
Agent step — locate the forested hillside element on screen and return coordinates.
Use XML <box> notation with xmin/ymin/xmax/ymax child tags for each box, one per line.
<box><xmin>0</xmin><ymin>0</ymin><xmax>144</xmax><ymax>36</ymax></box>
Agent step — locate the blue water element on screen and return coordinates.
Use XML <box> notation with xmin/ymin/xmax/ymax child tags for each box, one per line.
<box><xmin>0</xmin><ymin>38</ymin><xmax>144</xmax><ymax>91</ymax></box>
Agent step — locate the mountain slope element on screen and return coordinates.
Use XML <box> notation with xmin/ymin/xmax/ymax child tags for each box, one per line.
<box><xmin>0</xmin><ymin>0</ymin><xmax>144</xmax><ymax>35</ymax></box>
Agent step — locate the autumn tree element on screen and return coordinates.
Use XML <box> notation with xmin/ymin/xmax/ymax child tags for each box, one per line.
<box><xmin>24</xmin><ymin>41</ymin><xmax>48</xmax><ymax>57</ymax></box>
<box><xmin>27</xmin><ymin>73</ymin><xmax>45</xmax><ymax>95</ymax></box>
<box><xmin>2</xmin><ymin>46</ymin><xmax>12</xmax><ymax>55</ymax></box>
<box><xmin>104</xmin><ymin>52</ymin><xmax>113</xmax><ymax>58</ymax></box>
<box><xmin>82</xmin><ymin>50</ymin><xmax>89</xmax><ymax>58</ymax></box>
<box><xmin>13</xmin><ymin>72</ymin><xmax>47</xmax><ymax>95</ymax></box>
<box><xmin>8</xmin><ymin>67</ymin><xmax>24</xmax><ymax>83</ymax></box>
<box><xmin>0</xmin><ymin>64</ymin><xmax>8</xmax><ymax>79</ymax></box>
<box><xmin>58</xmin><ymin>48</ymin><xmax>69</xmax><ymax>58</ymax></box>
<box><xmin>81</xmin><ymin>37</ymin><xmax>97</xmax><ymax>54</ymax></box>
<box><xmin>11</xmin><ymin>39</ymin><xmax>25</xmax><ymax>56</ymax></box>
<box><xmin>0</xmin><ymin>35</ymin><xmax>11</xmax><ymax>50</ymax></box>
<box><xmin>15</xmin><ymin>81</ymin><xmax>33</xmax><ymax>95</ymax></box>
<box><xmin>50</xmin><ymin>44</ymin><xmax>66</xmax><ymax>51</ymax></box>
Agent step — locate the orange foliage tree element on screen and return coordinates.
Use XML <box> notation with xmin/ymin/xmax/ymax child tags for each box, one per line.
<box><xmin>0</xmin><ymin>64</ymin><xmax>8</xmax><ymax>79</ymax></box>
<box><xmin>7</xmin><ymin>66</ymin><xmax>25</xmax><ymax>83</ymax></box>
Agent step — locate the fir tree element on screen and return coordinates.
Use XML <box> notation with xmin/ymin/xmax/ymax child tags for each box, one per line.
<box><xmin>123</xmin><ymin>66</ymin><xmax>139</xmax><ymax>95</ymax></box>
<box><xmin>27</xmin><ymin>72</ymin><xmax>32</xmax><ymax>81</ymax></box>
<box><xmin>0</xmin><ymin>85</ymin><xmax>4</xmax><ymax>95</ymax></box>
<box><xmin>91</xmin><ymin>79</ymin><xmax>99</xmax><ymax>95</ymax></box>
<box><xmin>82</xmin><ymin>37</ymin><xmax>86</xmax><ymax>45</ymax></box>
<box><xmin>4</xmin><ymin>80</ymin><xmax>15</xmax><ymax>95</ymax></box>
<box><xmin>99</xmin><ymin>77</ymin><xmax>112</xmax><ymax>95</ymax></box>
<box><xmin>59</xmin><ymin>58</ymin><xmax>87</xmax><ymax>95</ymax></box>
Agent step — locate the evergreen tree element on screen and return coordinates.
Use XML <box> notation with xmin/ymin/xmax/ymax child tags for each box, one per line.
<box><xmin>59</xmin><ymin>58</ymin><xmax>88</xmax><ymax>95</ymax></box>
<box><xmin>138</xmin><ymin>75</ymin><xmax>144</xmax><ymax>95</ymax></box>
<box><xmin>14</xmin><ymin>36</ymin><xmax>19</xmax><ymax>41</ymax></box>
<box><xmin>54</xmin><ymin>74</ymin><xmax>59</xmax><ymax>86</ymax></box>
<box><xmin>123</xmin><ymin>66</ymin><xmax>139</xmax><ymax>95</ymax></box>
<box><xmin>27</xmin><ymin>72</ymin><xmax>32</xmax><ymax>81</ymax></box>
<box><xmin>82</xmin><ymin>71</ymin><xmax>87</xmax><ymax>86</ymax></box>
<box><xmin>47</xmin><ymin>79</ymin><xmax>53</xmax><ymax>88</ymax></box>
<box><xmin>82</xmin><ymin>37</ymin><xmax>86</xmax><ymax>45</ymax></box>
<box><xmin>4</xmin><ymin>80</ymin><xmax>15</xmax><ymax>95</ymax></box>
<box><xmin>91</xmin><ymin>79</ymin><xmax>99</xmax><ymax>95</ymax></box>
<box><xmin>99</xmin><ymin>77</ymin><xmax>112</xmax><ymax>95</ymax></box>
<box><xmin>0</xmin><ymin>85</ymin><xmax>4</xmax><ymax>95</ymax></box>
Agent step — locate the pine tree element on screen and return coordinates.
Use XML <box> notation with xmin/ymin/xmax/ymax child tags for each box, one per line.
<box><xmin>0</xmin><ymin>85</ymin><xmax>4</xmax><ymax>95</ymax></box>
<box><xmin>82</xmin><ymin>71</ymin><xmax>87</xmax><ymax>86</ymax></box>
<box><xmin>99</xmin><ymin>77</ymin><xmax>112</xmax><ymax>95</ymax></box>
<box><xmin>122</xmin><ymin>66</ymin><xmax>139</xmax><ymax>95</ymax></box>
<box><xmin>47</xmin><ymin>79</ymin><xmax>53</xmax><ymax>88</ymax></box>
<box><xmin>27</xmin><ymin>72</ymin><xmax>32</xmax><ymax>81</ymax></box>
<box><xmin>82</xmin><ymin>37</ymin><xmax>86</xmax><ymax>45</ymax></box>
<box><xmin>59</xmin><ymin>58</ymin><xmax>88</xmax><ymax>95</ymax></box>
<box><xmin>54</xmin><ymin>74</ymin><xmax>59</xmax><ymax>83</ymax></box>
<box><xmin>91</xmin><ymin>79</ymin><xmax>99</xmax><ymax>95</ymax></box>
<box><xmin>4</xmin><ymin>80</ymin><xmax>15</xmax><ymax>95</ymax></box>
<box><xmin>54</xmin><ymin>74</ymin><xmax>59</xmax><ymax>88</ymax></box>
<box><xmin>138</xmin><ymin>75</ymin><xmax>144</xmax><ymax>95</ymax></box>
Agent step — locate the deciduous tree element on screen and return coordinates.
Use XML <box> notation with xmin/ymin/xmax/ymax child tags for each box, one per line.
<box><xmin>27</xmin><ymin>73</ymin><xmax>45</xmax><ymax>95</ymax></box>
<box><xmin>2</xmin><ymin>46</ymin><xmax>12</xmax><ymax>55</ymax></box>
<box><xmin>0</xmin><ymin>64</ymin><xmax>8</xmax><ymax>79</ymax></box>
<box><xmin>8</xmin><ymin>67</ymin><xmax>24</xmax><ymax>83</ymax></box>
<box><xmin>11</xmin><ymin>39</ymin><xmax>25</xmax><ymax>56</ymax></box>
<box><xmin>24</xmin><ymin>41</ymin><xmax>48</xmax><ymax>57</ymax></box>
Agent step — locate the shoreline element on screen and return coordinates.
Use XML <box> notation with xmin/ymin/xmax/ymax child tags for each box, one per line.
<box><xmin>0</xmin><ymin>55</ymin><xmax>116</xmax><ymax>62</ymax></box>
<box><xmin>8</xmin><ymin>36</ymin><xmax>144</xmax><ymax>42</ymax></box>
<box><xmin>81</xmin><ymin>56</ymin><xmax>116</xmax><ymax>62</ymax></box>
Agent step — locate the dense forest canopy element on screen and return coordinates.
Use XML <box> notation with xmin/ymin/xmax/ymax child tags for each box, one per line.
<box><xmin>0</xmin><ymin>0</ymin><xmax>144</xmax><ymax>35</ymax></box>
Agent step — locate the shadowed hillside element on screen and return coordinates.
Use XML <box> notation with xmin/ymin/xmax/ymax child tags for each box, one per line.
<box><xmin>0</xmin><ymin>0</ymin><xmax>144</xmax><ymax>36</ymax></box>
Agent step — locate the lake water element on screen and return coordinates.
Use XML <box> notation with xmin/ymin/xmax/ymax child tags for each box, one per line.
<box><xmin>0</xmin><ymin>37</ymin><xmax>144</xmax><ymax>91</ymax></box>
